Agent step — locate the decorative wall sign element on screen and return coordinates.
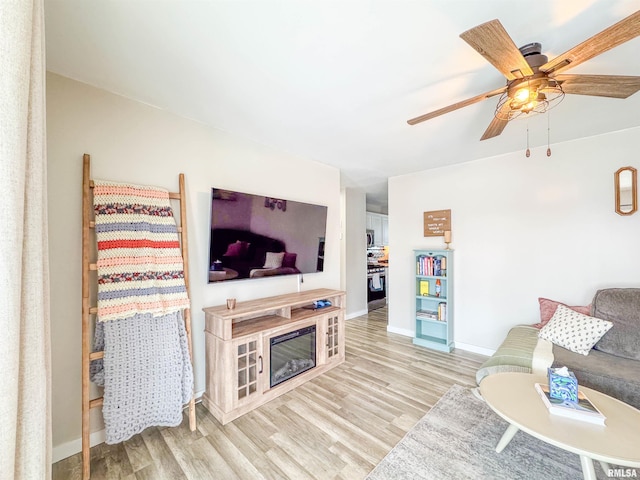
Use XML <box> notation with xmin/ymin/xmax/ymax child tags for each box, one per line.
<box><xmin>423</xmin><ymin>209</ymin><xmax>451</xmax><ymax>236</ymax></box>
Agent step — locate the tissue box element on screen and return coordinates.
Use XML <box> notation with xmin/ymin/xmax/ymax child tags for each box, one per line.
<box><xmin>548</xmin><ymin>367</ymin><xmax>578</xmax><ymax>403</ymax></box>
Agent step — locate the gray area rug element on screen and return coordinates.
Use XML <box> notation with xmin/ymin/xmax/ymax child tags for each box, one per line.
<box><xmin>367</xmin><ymin>384</ymin><xmax>617</xmax><ymax>480</ymax></box>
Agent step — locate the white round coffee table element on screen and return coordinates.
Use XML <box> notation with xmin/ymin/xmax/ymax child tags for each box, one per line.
<box><xmin>480</xmin><ymin>372</ymin><xmax>640</xmax><ymax>480</ymax></box>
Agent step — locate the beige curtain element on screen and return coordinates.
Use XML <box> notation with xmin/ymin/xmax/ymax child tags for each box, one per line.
<box><xmin>0</xmin><ymin>1</ymin><xmax>51</xmax><ymax>479</ymax></box>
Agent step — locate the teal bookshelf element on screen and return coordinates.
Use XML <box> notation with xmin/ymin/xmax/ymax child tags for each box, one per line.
<box><xmin>413</xmin><ymin>249</ymin><xmax>453</xmax><ymax>352</ymax></box>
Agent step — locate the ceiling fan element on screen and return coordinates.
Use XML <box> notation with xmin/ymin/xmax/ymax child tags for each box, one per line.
<box><xmin>408</xmin><ymin>10</ymin><xmax>640</xmax><ymax>141</ymax></box>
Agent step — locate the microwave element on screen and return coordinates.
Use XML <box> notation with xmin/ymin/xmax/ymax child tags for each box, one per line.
<box><xmin>366</xmin><ymin>229</ymin><xmax>375</xmax><ymax>247</ymax></box>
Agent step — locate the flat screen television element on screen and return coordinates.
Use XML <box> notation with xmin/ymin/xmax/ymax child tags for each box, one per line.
<box><xmin>208</xmin><ymin>188</ymin><xmax>328</xmax><ymax>283</ymax></box>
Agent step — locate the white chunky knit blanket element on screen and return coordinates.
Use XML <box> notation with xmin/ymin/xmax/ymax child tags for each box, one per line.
<box><xmin>91</xmin><ymin>180</ymin><xmax>193</xmax><ymax>444</ymax></box>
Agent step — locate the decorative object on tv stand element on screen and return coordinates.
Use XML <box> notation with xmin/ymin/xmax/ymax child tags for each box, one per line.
<box><xmin>615</xmin><ymin>166</ymin><xmax>637</xmax><ymax>216</ymax></box>
<box><xmin>313</xmin><ymin>299</ymin><xmax>332</xmax><ymax>309</ymax></box>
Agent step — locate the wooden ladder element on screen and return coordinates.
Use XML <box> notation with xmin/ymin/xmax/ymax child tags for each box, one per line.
<box><xmin>81</xmin><ymin>153</ymin><xmax>196</xmax><ymax>479</ymax></box>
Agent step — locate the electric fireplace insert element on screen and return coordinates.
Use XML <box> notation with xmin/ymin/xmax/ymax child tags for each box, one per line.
<box><xmin>270</xmin><ymin>325</ymin><xmax>316</xmax><ymax>388</ymax></box>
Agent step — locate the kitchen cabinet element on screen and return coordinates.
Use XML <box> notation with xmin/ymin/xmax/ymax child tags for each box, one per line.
<box><xmin>381</xmin><ymin>216</ymin><xmax>389</xmax><ymax>245</ymax></box>
<box><xmin>366</xmin><ymin>212</ymin><xmax>388</xmax><ymax>246</ymax></box>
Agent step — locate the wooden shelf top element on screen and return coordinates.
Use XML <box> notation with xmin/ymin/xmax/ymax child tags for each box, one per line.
<box><xmin>203</xmin><ymin>288</ymin><xmax>344</xmax><ymax>319</ymax></box>
<box><xmin>203</xmin><ymin>288</ymin><xmax>345</xmax><ymax>340</ymax></box>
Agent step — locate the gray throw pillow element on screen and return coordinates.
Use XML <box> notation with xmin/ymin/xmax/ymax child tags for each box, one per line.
<box><xmin>592</xmin><ymin>288</ymin><xmax>640</xmax><ymax>361</ymax></box>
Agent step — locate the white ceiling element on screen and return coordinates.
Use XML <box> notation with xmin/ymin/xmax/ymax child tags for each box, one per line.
<box><xmin>44</xmin><ymin>1</ymin><xmax>640</xmax><ymax>212</ymax></box>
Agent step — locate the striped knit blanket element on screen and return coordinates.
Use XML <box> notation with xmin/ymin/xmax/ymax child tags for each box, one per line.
<box><xmin>91</xmin><ymin>180</ymin><xmax>193</xmax><ymax>444</ymax></box>
<box><xmin>475</xmin><ymin>325</ymin><xmax>553</xmax><ymax>386</ymax></box>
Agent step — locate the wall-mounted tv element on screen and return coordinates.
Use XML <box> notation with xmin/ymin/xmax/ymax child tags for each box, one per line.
<box><xmin>208</xmin><ymin>188</ymin><xmax>328</xmax><ymax>283</ymax></box>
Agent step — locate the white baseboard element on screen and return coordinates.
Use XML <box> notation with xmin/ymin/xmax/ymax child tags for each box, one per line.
<box><xmin>386</xmin><ymin>325</ymin><xmax>414</xmax><ymax>337</ymax></box>
<box><xmin>53</xmin><ymin>429</ymin><xmax>105</xmax><ymax>463</ymax></box>
<box><xmin>52</xmin><ymin>390</ymin><xmax>205</xmax><ymax>463</ymax></box>
<box><xmin>382</xmin><ymin>328</ymin><xmax>495</xmax><ymax>357</ymax></box>
<box><xmin>454</xmin><ymin>342</ymin><xmax>495</xmax><ymax>356</ymax></box>
<box><xmin>346</xmin><ymin>309</ymin><xmax>369</xmax><ymax>320</ymax></box>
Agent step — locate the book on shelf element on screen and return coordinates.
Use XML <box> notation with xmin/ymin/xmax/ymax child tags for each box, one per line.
<box><xmin>417</xmin><ymin>310</ymin><xmax>438</xmax><ymax>320</ymax></box>
<box><xmin>433</xmin><ymin>257</ymin><xmax>441</xmax><ymax>276</ymax></box>
<box><xmin>417</xmin><ymin>256</ymin><xmax>431</xmax><ymax>276</ymax></box>
<box><xmin>417</xmin><ymin>255</ymin><xmax>445</xmax><ymax>277</ymax></box>
<box><xmin>419</xmin><ymin>280</ymin><xmax>429</xmax><ymax>296</ymax></box>
<box><xmin>534</xmin><ymin>383</ymin><xmax>606</xmax><ymax>426</ymax></box>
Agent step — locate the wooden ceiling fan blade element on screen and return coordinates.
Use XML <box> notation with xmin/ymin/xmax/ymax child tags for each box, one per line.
<box><xmin>540</xmin><ymin>10</ymin><xmax>640</xmax><ymax>75</ymax></box>
<box><xmin>480</xmin><ymin>102</ymin><xmax>511</xmax><ymax>141</ymax></box>
<box><xmin>407</xmin><ymin>86</ymin><xmax>506</xmax><ymax>125</ymax></box>
<box><xmin>460</xmin><ymin>19</ymin><xmax>534</xmax><ymax>81</ymax></box>
<box><xmin>553</xmin><ymin>74</ymin><xmax>640</xmax><ymax>98</ymax></box>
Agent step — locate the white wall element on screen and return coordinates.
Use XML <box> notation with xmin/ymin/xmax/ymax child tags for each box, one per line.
<box><xmin>388</xmin><ymin>127</ymin><xmax>640</xmax><ymax>352</ymax></box>
<box><xmin>47</xmin><ymin>73</ymin><xmax>342</xmax><ymax>459</ymax></box>
<box><xmin>343</xmin><ymin>188</ymin><xmax>368</xmax><ymax>317</ymax></box>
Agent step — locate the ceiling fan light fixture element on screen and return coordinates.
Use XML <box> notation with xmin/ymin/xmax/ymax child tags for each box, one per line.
<box><xmin>513</xmin><ymin>87</ymin><xmax>532</xmax><ymax>103</ymax></box>
<box><xmin>407</xmin><ymin>11</ymin><xmax>640</xmax><ymax>141</ymax></box>
<box><xmin>495</xmin><ymin>78</ymin><xmax>564</xmax><ymax>121</ymax></box>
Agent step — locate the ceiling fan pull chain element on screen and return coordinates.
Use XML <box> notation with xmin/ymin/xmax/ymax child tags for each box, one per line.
<box><xmin>547</xmin><ymin>111</ymin><xmax>552</xmax><ymax>157</ymax></box>
<box><xmin>525</xmin><ymin>122</ymin><xmax>531</xmax><ymax>158</ymax></box>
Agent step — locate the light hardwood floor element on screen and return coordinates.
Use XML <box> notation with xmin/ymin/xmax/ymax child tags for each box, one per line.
<box><xmin>53</xmin><ymin>307</ymin><xmax>486</xmax><ymax>479</ymax></box>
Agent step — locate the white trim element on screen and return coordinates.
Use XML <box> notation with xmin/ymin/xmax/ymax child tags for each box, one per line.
<box><xmin>384</xmin><ymin>326</ymin><xmax>494</xmax><ymax>356</ymax></box>
<box><xmin>52</xmin><ymin>390</ymin><xmax>206</xmax><ymax>463</ymax></box>
<box><xmin>52</xmin><ymin>429</ymin><xmax>105</xmax><ymax>463</ymax></box>
<box><xmin>346</xmin><ymin>309</ymin><xmax>368</xmax><ymax>320</ymax></box>
<box><xmin>384</xmin><ymin>325</ymin><xmax>495</xmax><ymax>356</ymax></box>
<box><xmin>386</xmin><ymin>325</ymin><xmax>414</xmax><ymax>337</ymax></box>
<box><xmin>454</xmin><ymin>342</ymin><xmax>495</xmax><ymax>356</ymax></box>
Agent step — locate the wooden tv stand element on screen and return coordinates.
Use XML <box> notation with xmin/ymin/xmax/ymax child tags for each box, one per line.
<box><xmin>202</xmin><ymin>288</ymin><xmax>346</xmax><ymax>425</ymax></box>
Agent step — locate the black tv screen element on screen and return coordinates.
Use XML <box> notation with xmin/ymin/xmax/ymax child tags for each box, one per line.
<box><xmin>208</xmin><ymin>188</ymin><xmax>328</xmax><ymax>283</ymax></box>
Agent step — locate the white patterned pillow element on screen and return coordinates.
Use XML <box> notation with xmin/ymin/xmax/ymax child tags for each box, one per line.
<box><xmin>538</xmin><ymin>304</ymin><xmax>613</xmax><ymax>356</ymax></box>
<box><xmin>263</xmin><ymin>251</ymin><xmax>285</xmax><ymax>269</ymax></box>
